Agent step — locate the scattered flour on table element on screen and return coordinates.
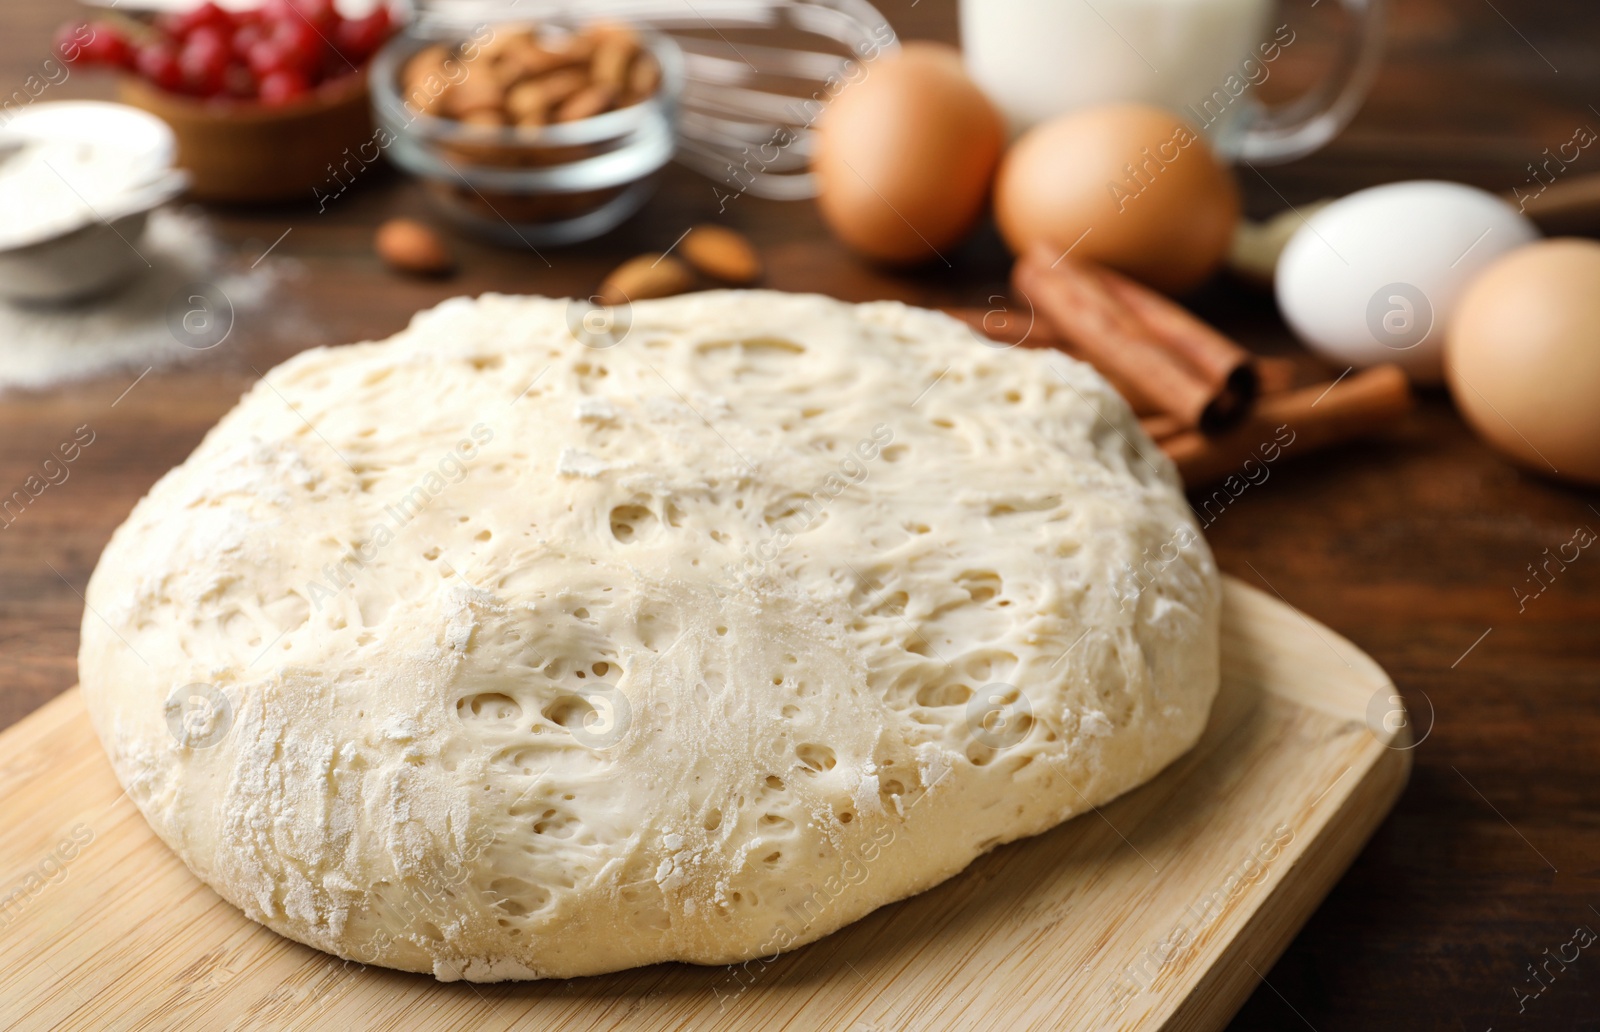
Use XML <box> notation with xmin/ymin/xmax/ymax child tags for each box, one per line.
<box><xmin>0</xmin><ymin>208</ymin><xmax>277</xmax><ymax>392</ymax></box>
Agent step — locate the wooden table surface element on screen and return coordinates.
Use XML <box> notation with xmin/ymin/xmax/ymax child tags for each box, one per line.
<box><xmin>3</xmin><ymin>2</ymin><xmax>1598</xmax><ymax>1030</ymax></box>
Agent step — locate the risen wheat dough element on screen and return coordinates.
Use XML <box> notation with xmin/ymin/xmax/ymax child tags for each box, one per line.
<box><xmin>80</xmin><ymin>290</ymin><xmax>1219</xmax><ymax>981</ymax></box>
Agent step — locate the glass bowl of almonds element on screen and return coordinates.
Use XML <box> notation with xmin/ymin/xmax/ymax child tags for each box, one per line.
<box><xmin>370</xmin><ymin>20</ymin><xmax>682</xmax><ymax>245</ymax></box>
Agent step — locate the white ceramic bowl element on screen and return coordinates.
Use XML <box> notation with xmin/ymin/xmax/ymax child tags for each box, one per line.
<box><xmin>0</xmin><ymin>101</ymin><xmax>187</xmax><ymax>304</ymax></box>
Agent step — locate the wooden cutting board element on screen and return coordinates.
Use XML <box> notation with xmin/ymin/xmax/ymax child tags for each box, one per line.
<box><xmin>0</xmin><ymin>577</ymin><xmax>1409</xmax><ymax>1032</ymax></box>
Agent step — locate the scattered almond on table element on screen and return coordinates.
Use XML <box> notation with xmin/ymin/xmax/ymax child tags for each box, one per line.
<box><xmin>680</xmin><ymin>224</ymin><xmax>763</xmax><ymax>284</ymax></box>
<box><xmin>401</xmin><ymin>22</ymin><xmax>661</xmax><ymax>129</ymax></box>
<box><xmin>594</xmin><ymin>228</ymin><xmax>762</xmax><ymax>305</ymax></box>
<box><xmin>596</xmin><ymin>254</ymin><xmax>695</xmax><ymax>306</ymax></box>
<box><xmin>375</xmin><ymin>218</ymin><xmax>454</xmax><ymax>276</ymax></box>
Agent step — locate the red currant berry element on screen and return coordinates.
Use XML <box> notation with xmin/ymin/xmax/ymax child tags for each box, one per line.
<box><xmin>258</xmin><ymin>67</ymin><xmax>310</xmax><ymax>106</ymax></box>
<box><xmin>270</xmin><ymin>17</ymin><xmax>325</xmax><ymax>76</ymax></box>
<box><xmin>232</xmin><ymin>22</ymin><xmax>265</xmax><ymax>59</ymax></box>
<box><xmin>335</xmin><ymin>6</ymin><xmax>391</xmax><ymax>63</ymax></box>
<box><xmin>62</xmin><ymin>21</ymin><xmax>138</xmax><ymax>69</ymax></box>
<box><xmin>180</xmin><ymin>35</ymin><xmax>230</xmax><ymax>96</ymax></box>
<box><xmin>136</xmin><ymin>41</ymin><xmax>185</xmax><ymax>93</ymax></box>
<box><xmin>246</xmin><ymin>38</ymin><xmax>290</xmax><ymax>78</ymax></box>
<box><xmin>170</xmin><ymin>2</ymin><xmax>234</xmax><ymax>40</ymax></box>
<box><xmin>223</xmin><ymin>61</ymin><xmax>256</xmax><ymax>98</ymax></box>
<box><xmin>291</xmin><ymin>0</ymin><xmax>338</xmax><ymax>31</ymax></box>
<box><xmin>86</xmin><ymin>27</ymin><xmax>134</xmax><ymax>69</ymax></box>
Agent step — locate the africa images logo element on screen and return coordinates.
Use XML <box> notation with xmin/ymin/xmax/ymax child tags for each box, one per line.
<box><xmin>1365</xmin><ymin>282</ymin><xmax>1433</xmax><ymax>351</ymax></box>
<box><xmin>164</xmin><ymin>682</ymin><xmax>233</xmax><ymax>749</ymax></box>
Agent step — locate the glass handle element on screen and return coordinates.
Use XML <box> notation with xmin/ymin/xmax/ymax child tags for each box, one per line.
<box><xmin>1231</xmin><ymin>0</ymin><xmax>1388</xmax><ymax>165</ymax></box>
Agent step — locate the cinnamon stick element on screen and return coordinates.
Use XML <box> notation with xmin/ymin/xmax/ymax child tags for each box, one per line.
<box><xmin>1256</xmin><ymin>356</ymin><xmax>1298</xmax><ymax>395</ymax></box>
<box><xmin>1139</xmin><ymin>414</ymin><xmax>1186</xmax><ymax>441</ymax></box>
<box><xmin>1090</xmin><ymin>264</ymin><xmax>1259</xmax><ymax>430</ymax></box>
<box><xmin>1014</xmin><ymin>248</ymin><xmax>1215</xmax><ymax>429</ymax></box>
<box><xmin>943</xmin><ymin>305</ymin><xmax>1300</xmax><ymax>426</ymax></box>
<box><xmin>942</xmin><ymin>306</ymin><xmax>1048</xmax><ymax>349</ymax></box>
<box><xmin>1162</xmin><ymin>364</ymin><xmax>1414</xmax><ymax>488</ymax></box>
<box><xmin>1012</xmin><ymin>246</ymin><xmax>1258</xmax><ymax>432</ymax></box>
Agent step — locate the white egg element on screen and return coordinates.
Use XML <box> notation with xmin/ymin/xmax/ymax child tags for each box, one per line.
<box><xmin>1274</xmin><ymin>181</ymin><xmax>1538</xmax><ymax>383</ymax></box>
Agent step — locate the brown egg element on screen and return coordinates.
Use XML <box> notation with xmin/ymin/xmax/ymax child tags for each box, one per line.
<box><xmin>994</xmin><ymin>103</ymin><xmax>1239</xmax><ymax>294</ymax></box>
<box><xmin>812</xmin><ymin>42</ymin><xmax>1005</xmax><ymax>265</ymax></box>
<box><xmin>1446</xmin><ymin>238</ymin><xmax>1600</xmax><ymax>485</ymax></box>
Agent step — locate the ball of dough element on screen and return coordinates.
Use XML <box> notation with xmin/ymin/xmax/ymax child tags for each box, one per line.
<box><xmin>80</xmin><ymin>291</ymin><xmax>1219</xmax><ymax>981</ymax></box>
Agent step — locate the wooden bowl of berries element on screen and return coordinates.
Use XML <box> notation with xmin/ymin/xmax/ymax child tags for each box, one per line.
<box><xmin>62</xmin><ymin>1</ymin><xmax>396</xmax><ymax>203</ymax></box>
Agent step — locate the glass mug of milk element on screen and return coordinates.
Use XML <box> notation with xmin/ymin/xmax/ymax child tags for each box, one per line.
<box><xmin>961</xmin><ymin>0</ymin><xmax>1386</xmax><ymax>163</ymax></box>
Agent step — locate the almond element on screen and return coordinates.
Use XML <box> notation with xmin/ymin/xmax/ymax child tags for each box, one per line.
<box><xmin>478</xmin><ymin>28</ymin><xmax>534</xmax><ymax>64</ymax></box>
<box><xmin>402</xmin><ymin>46</ymin><xmax>452</xmax><ymax>114</ymax></box>
<box><xmin>502</xmin><ymin>44</ymin><xmax>574</xmax><ymax>82</ymax></box>
<box><xmin>404</xmin><ymin>87</ymin><xmax>446</xmax><ymax>117</ymax></box>
<box><xmin>375</xmin><ymin>219</ymin><xmax>455</xmax><ymax>277</ymax></box>
<box><xmin>533</xmin><ymin>68</ymin><xmax>589</xmax><ymax>108</ymax></box>
<box><xmin>591</xmin><ymin>35</ymin><xmax>637</xmax><ymax>91</ymax></box>
<box><xmin>402</xmin><ymin>45</ymin><xmax>449</xmax><ymax>89</ymax></box>
<box><xmin>505</xmin><ymin>68</ymin><xmax>589</xmax><ymax>124</ymax></box>
<box><xmin>597</xmin><ymin>254</ymin><xmax>695</xmax><ymax>305</ymax></box>
<box><xmin>555</xmin><ymin>83</ymin><xmax>617</xmax><ymax>123</ymax></box>
<box><xmin>624</xmin><ymin>53</ymin><xmax>661</xmax><ymax>103</ymax></box>
<box><xmin>549</xmin><ymin>32</ymin><xmax>596</xmax><ymax>64</ymax></box>
<box><xmin>406</xmin><ymin>23</ymin><xmax>663</xmax><ymax>134</ymax></box>
<box><xmin>505</xmin><ymin>79</ymin><xmax>547</xmax><ymax>123</ymax></box>
<box><xmin>445</xmin><ymin>73</ymin><xmax>504</xmax><ymax>117</ymax></box>
<box><xmin>679</xmin><ymin>224</ymin><xmax>763</xmax><ymax>284</ymax></box>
